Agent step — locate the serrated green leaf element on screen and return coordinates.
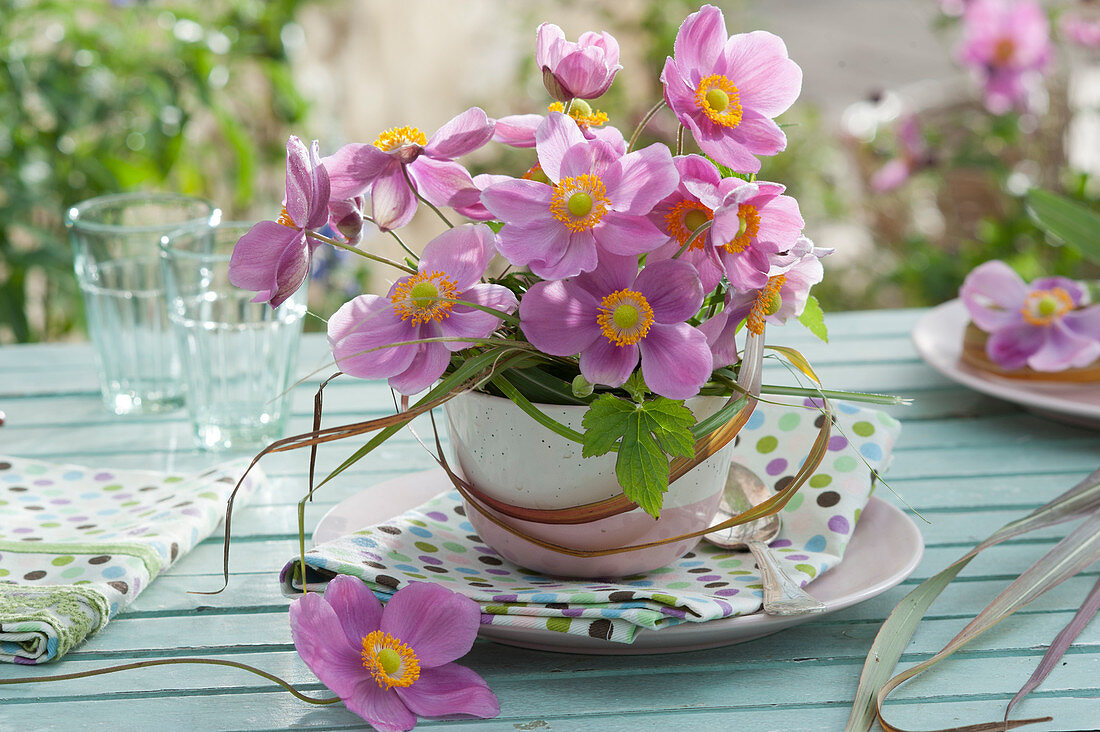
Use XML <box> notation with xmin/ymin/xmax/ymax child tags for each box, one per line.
<box><xmin>1026</xmin><ymin>189</ymin><xmax>1100</xmax><ymax>266</ymax></box>
<box><xmin>641</xmin><ymin>398</ymin><xmax>696</xmax><ymax>459</ymax></box>
<box><xmin>581</xmin><ymin>394</ymin><xmax>635</xmax><ymax>458</ymax></box>
<box><xmin>616</xmin><ymin>412</ymin><xmax>669</xmax><ymax>517</ymax></box>
<box><xmin>798</xmin><ymin>295</ymin><xmax>828</xmax><ymax>342</ymax></box>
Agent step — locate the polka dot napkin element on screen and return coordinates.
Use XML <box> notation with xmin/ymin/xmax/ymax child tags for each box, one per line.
<box><xmin>0</xmin><ymin>457</ymin><xmax>263</xmax><ymax>664</ymax></box>
<box><xmin>281</xmin><ymin>400</ymin><xmax>901</xmax><ymax>644</ymax></box>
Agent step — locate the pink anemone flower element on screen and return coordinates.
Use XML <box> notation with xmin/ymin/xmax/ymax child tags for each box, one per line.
<box><xmin>660</xmin><ymin>5</ymin><xmax>802</xmax><ymax>174</ymax></box>
<box><xmin>323</xmin><ymin>108</ymin><xmax>495</xmax><ymax>232</ymax></box>
<box><xmin>1061</xmin><ymin>6</ymin><xmax>1100</xmax><ymax>50</ymax></box>
<box><xmin>327</xmin><ymin>195</ymin><xmax>367</xmax><ymax>246</ymax></box>
<box><xmin>709</xmin><ymin>178</ymin><xmax>805</xmax><ymax>291</ymax></box>
<box><xmin>290</xmin><ymin>576</ymin><xmax>499</xmax><ymax>732</ymax></box>
<box><xmin>956</xmin><ymin>0</ymin><xmax>1052</xmax><ymax>114</ymax></box>
<box><xmin>230</xmin><ymin>136</ymin><xmax>330</xmax><ymax>308</ymax></box>
<box><xmin>328</xmin><ymin>224</ymin><xmax>517</xmax><ymax>395</ymax></box>
<box><xmin>493</xmin><ymin>101</ymin><xmax>626</xmax><ymax>153</ymax></box>
<box><xmin>699</xmin><ymin>237</ymin><xmax>828</xmax><ymax>369</ymax></box>
<box><xmin>481</xmin><ymin>113</ymin><xmax>678</xmax><ymax>280</ymax></box>
<box><xmin>870</xmin><ymin>115</ymin><xmax>932</xmax><ymax>193</ymax></box>
<box><xmin>535</xmin><ymin>23</ymin><xmax>622</xmax><ymax>102</ymax></box>
<box><xmin>961</xmin><ymin>260</ymin><xmax>1100</xmax><ymax>371</ymax></box>
<box><xmin>519</xmin><ymin>255</ymin><xmax>712</xmax><ymax>399</ymax></box>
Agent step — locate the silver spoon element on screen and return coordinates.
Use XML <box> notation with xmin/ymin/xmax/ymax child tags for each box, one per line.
<box><xmin>704</xmin><ymin>463</ymin><xmax>827</xmax><ymax>616</ymax></box>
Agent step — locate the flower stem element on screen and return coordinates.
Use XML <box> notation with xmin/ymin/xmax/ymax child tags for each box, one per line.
<box><xmin>627</xmin><ymin>100</ymin><xmax>666</xmax><ymax>153</ymax></box>
<box><xmin>306</xmin><ymin>231</ymin><xmax>417</xmax><ymax>274</ymax></box>
<box><xmin>401</xmin><ymin>164</ymin><xmax>454</xmax><ymax>229</ymax></box>
<box><xmin>364</xmin><ymin>215</ymin><xmax>419</xmax><ymax>261</ymax></box>
<box><xmin>671</xmin><ymin>220</ymin><xmax>712</xmax><ymax>259</ymax></box>
<box><xmin>676</xmin><ymin>124</ymin><xmax>685</xmax><ymax>155</ymax></box>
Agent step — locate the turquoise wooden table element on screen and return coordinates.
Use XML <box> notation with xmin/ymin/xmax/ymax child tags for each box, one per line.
<box><xmin>1</xmin><ymin>309</ymin><xmax>1098</xmax><ymax>731</ymax></box>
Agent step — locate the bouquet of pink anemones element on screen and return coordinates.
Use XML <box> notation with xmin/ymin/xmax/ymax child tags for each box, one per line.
<box><xmin>228</xmin><ymin>5</ymin><xmax>882</xmax><ymax>523</ymax></box>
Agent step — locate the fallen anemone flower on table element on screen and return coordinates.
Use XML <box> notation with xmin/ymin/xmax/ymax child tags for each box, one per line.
<box><xmin>289</xmin><ymin>576</ymin><xmax>500</xmax><ymax>732</ymax></box>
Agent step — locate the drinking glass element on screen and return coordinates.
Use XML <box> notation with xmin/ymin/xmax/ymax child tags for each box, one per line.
<box><xmin>67</xmin><ymin>193</ymin><xmax>220</xmax><ymax>415</ymax></box>
<box><xmin>160</xmin><ymin>221</ymin><xmax>306</xmax><ymax>451</ymax></box>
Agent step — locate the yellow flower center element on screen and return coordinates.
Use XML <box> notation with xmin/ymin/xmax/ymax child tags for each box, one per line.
<box><xmin>747</xmin><ymin>275</ymin><xmax>786</xmax><ymax>335</ymax></box>
<box><xmin>548</xmin><ymin>101</ymin><xmax>609</xmax><ymax>129</ymax></box>
<box><xmin>522</xmin><ymin>163</ymin><xmax>551</xmax><ymax>184</ymax></box>
<box><xmin>374</xmin><ymin>126</ymin><xmax>428</xmax><ymax>152</ymax></box>
<box><xmin>597</xmin><ymin>289</ymin><xmax>655</xmax><ymax>346</ymax></box>
<box><xmin>993</xmin><ymin>38</ymin><xmax>1016</xmax><ymax>66</ymax></box>
<box><xmin>723</xmin><ymin>204</ymin><xmax>760</xmax><ymax>254</ymax></box>
<box><xmin>391</xmin><ymin>270</ymin><xmax>459</xmax><ymax>325</ymax></box>
<box><xmin>276</xmin><ymin>205</ymin><xmax>295</xmax><ymax>228</ymax></box>
<box><xmin>361</xmin><ymin>630</ymin><xmax>420</xmax><ymax>690</ymax></box>
<box><xmin>550</xmin><ymin>174</ymin><xmax>609</xmax><ymax>232</ymax></box>
<box><xmin>1021</xmin><ymin>287</ymin><xmax>1073</xmax><ymax>326</ymax></box>
<box><xmin>695</xmin><ymin>74</ymin><xmax>743</xmax><ymax>128</ymax></box>
<box><xmin>664</xmin><ymin>200</ymin><xmax>713</xmax><ymax>249</ymax></box>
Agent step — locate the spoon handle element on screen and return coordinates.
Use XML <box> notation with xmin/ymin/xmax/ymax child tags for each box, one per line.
<box><xmin>748</xmin><ymin>540</ymin><xmax>827</xmax><ymax>616</ymax></box>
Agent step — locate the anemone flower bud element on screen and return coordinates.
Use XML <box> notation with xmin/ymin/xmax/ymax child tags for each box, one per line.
<box><xmin>535</xmin><ymin>23</ymin><xmax>622</xmax><ymax>101</ymax></box>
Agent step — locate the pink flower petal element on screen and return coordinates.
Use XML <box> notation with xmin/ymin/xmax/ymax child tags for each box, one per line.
<box><xmin>324</xmin><ymin>575</ymin><xmax>383</xmax><ymax>651</ymax></box>
<box><xmin>535</xmin><ymin>113</ymin><xmax>587</xmax><ymax>183</ymax></box>
<box><xmin>587</xmin><ymin>124</ymin><xmax>627</xmax><ymax>155</ymax></box>
<box><xmin>698</xmin><ymin>310</ymin><xmax>740</xmax><ymax>369</ymax></box>
<box><xmin>408</xmin><ymin>157</ymin><xmax>477</xmax><ymax>209</ymax></box>
<box><xmin>634</xmin><ymin>259</ymin><xmax>704</xmax><ymax>323</ymax></box>
<box><xmin>284</xmin><ymin>136</ymin><xmax>313</xmax><ymax>227</ymax></box>
<box><xmin>289</xmin><ymin>592</ymin><xmax>367</xmax><ymax>700</ymax></box>
<box><xmin>480</xmin><ymin>179</ymin><xmax>553</xmax><ymax>227</ymax></box>
<box><xmin>492</xmin><ymin>114</ymin><xmax>542</xmax><ymax>148</ymax></box>
<box><xmin>396</xmin><ymin>663</ymin><xmax>500</xmax><ymax>720</ymax></box>
<box><xmin>719</xmin><ymin>31</ymin><xmax>802</xmax><ymax>118</ymax></box>
<box><xmin>558</xmin><ymin>141</ymin><xmax>600</xmax><ymax>180</ymax></box>
<box><xmin>695</xmin><ymin>125</ymin><xmax>762</xmax><ymax>174</ymax></box>
<box><xmin>553</xmin><ymin>47</ymin><xmax>617</xmax><ymax>99</ymax></box>
<box><xmin>271</xmin><ymin>239</ymin><xmax>312</xmax><ymax>310</ymax></box>
<box><xmin>324</xmin><ymin>143</ymin><xmax>396</xmax><ymax>200</ymax></box>
<box><xmin>719</xmin><ymin>245</ymin><xmax>770</xmax><ymax>291</ymax></box>
<box><xmin>229</xmin><ymin>220</ymin><xmax>300</xmax><ymax>299</ymax></box>
<box><xmin>441</xmin><ymin>284</ymin><xmax>518</xmax><ymax>351</ymax></box>
<box><xmin>986</xmin><ymin>322</ymin><xmax>1045</xmax><ymax>370</ymax></box>
<box><xmin>387</xmin><ymin>329</ymin><xmax>452</xmax><ymax>395</ymax></box>
<box><xmin>731</xmin><ymin>110</ymin><xmax>788</xmax><ymax>158</ymax></box>
<box><xmin>345</xmin><ymin>679</ymin><xmax>417</xmax><ymax>732</ymax></box>
<box><xmin>754</xmin><ymin>194</ymin><xmax>804</xmax><ymax>251</ymax></box>
<box><xmin>524</xmin><ymin>225</ymin><xmax>599</xmax><ymax>280</ymax></box>
<box><xmin>639</xmin><ymin>322</ymin><xmax>714</xmax><ymax>399</ymax></box>
<box><xmin>1064</xmin><ymin>305</ymin><xmax>1100</xmax><ymax>341</ymax></box>
<box><xmin>423</xmin><ymin>107</ymin><xmax>494</xmax><ymax>160</ymax></box>
<box><xmin>1029</xmin><ymin>321</ymin><xmax>1100</xmax><ymax>371</ymax></box>
<box><xmin>593</xmin><ymin>212</ymin><xmax>668</xmax><ymax>256</ymax></box>
<box><xmin>1030</xmin><ymin>276</ymin><xmax>1088</xmax><ymax>306</ymax></box>
<box><xmin>536</xmin><ymin>23</ymin><xmax>567</xmax><ymax>69</ymax></box>
<box><xmin>370</xmin><ymin>168</ymin><xmax>419</xmax><ymax>232</ymax></box>
<box><xmin>580</xmin><ymin>337</ymin><xmax>640</xmax><ymax>388</ymax></box>
<box><xmin>418</xmin><ymin>224</ymin><xmax>494</xmax><ymax>291</ymax></box>
<box><xmin>602</xmin><ymin>143</ymin><xmax>678</xmax><ymax>215</ymax></box>
<box><xmin>960</xmin><ymin>260</ymin><xmax>1028</xmax><ymax>332</ymax></box>
<box><xmin>380</xmin><ymin>582</ymin><xmax>481</xmax><ymax>668</ymax></box>
<box><xmin>659</xmin><ymin>58</ymin><xmax>699</xmax><ymax>119</ymax></box>
<box><xmin>870</xmin><ymin>159</ymin><xmax>912</xmax><ymax>193</ymax></box>
<box><xmin>676</xmin><ymin>154</ymin><xmax>723</xmax><ymax>207</ymax></box>
<box><xmin>674</xmin><ymin>5</ymin><xmax>728</xmax><ymax>74</ymax></box>
<box><xmin>519</xmin><ymin>279</ymin><xmax>601</xmax><ymax>356</ymax></box>
<box><xmin>328</xmin><ymin>295</ymin><xmax>419</xmax><ymax>379</ymax></box>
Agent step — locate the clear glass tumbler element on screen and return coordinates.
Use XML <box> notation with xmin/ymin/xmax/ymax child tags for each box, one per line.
<box><xmin>159</xmin><ymin>221</ymin><xmax>306</xmax><ymax>451</ymax></box>
<box><xmin>67</xmin><ymin>193</ymin><xmax>220</xmax><ymax>415</ymax></box>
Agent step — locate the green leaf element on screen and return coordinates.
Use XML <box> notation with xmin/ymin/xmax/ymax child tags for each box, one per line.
<box><xmin>1026</xmin><ymin>189</ymin><xmax>1100</xmax><ymax>266</ymax></box>
<box><xmin>581</xmin><ymin>395</ymin><xmax>697</xmax><ymax>517</ymax></box>
<box><xmin>581</xmin><ymin>394</ymin><xmax>635</xmax><ymax>457</ymax></box>
<box><xmin>485</xmin><ymin>220</ymin><xmax>505</xmax><ymax>234</ymax></box>
<box><xmin>797</xmin><ymin>295</ymin><xmax>828</xmax><ymax>342</ymax></box>
<box><xmin>704</xmin><ymin>154</ymin><xmax>751</xmax><ymax>181</ymax></box>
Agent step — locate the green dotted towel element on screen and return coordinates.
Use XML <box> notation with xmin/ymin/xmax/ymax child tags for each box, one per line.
<box><xmin>0</xmin><ymin>457</ymin><xmax>262</xmax><ymax>664</ymax></box>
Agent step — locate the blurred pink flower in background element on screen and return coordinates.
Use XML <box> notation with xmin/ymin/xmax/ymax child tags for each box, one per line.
<box><xmin>535</xmin><ymin>23</ymin><xmax>622</xmax><ymax>102</ymax></box>
<box><xmin>870</xmin><ymin>115</ymin><xmax>932</xmax><ymax>192</ymax></box>
<box><xmin>956</xmin><ymin>0</ymin><xmax>1053</xmax><ymax>114</ymax></box>
<box><xmin>1061</xmin><ymin>3</ymin><xmax>1100</xmax><ymax>49</ymax></box>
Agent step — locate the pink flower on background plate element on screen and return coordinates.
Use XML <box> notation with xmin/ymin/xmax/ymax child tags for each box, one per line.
<box><xmin>961</xmin><ymin>260</ymin><xmax>1100</xmax><ymax>371</ymax></box>
<box><xmin>660</xmin><ymin>4</ymin><xmax>802</xmax><ymax>174</ymax></box>
<box><xmin>328</xmin><ymin>224</ymin><xmax>517</xmax><ymax>395</ymax></box>
<box><xmin>699</xmin><ymin>237</ymin><xmax>828</xmax><ymax>368</ymax></box>
<box><xmin>323</xmin><ymin>108</ymin><xmax>495</xmax><ymax>231</ymax></box>
<box><xmin>519</xmin><ymin>255</ymin><xmax>712</xmax><ymax>398</ymax></box>
<box><xmin>536</xmin><ymin>23</ymin><xmax>622</xmax><ymax>102</ymax></box>
<box><xmin>870</xmin><ymin>115</ymin><xmax>931</xmax><ymax>193</ymax></box>
<box><xmin>290</xmin><ymin>575</ymin><xmax>499</xmax><ymax>732</ymax></box>
<box><xmin>709</xmin><ymin>178</ymin><xmax>805</xmax><ymax>291</ymax></box>
<box><xmin>481</xmin><ymin>113</ymin><xmax>677</xmax><ymax>280</ymax></box>
<box><xmin>956</xmin><ymin>0</ymin><xmax>1052</xmax><ymax>114</ymax></box>
<box><xmin>493</xmin><ymin>100</ymin><xmax>626</xmax><ymax>153</ymax></box>
<box><xmin>230</xmin><ymin>136</ymin><xmax>330</xmax><ymax>308</ymax></box>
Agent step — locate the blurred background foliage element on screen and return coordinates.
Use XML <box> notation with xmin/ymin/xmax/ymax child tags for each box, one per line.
<box><xmin>0</xmin><ymin>0</ymin><xmax>1096</xmax><ymax>344</ymax></box>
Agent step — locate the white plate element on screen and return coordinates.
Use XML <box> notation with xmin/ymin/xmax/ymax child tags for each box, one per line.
<box><xmin>912</xmin><ymin>300</ymin><xmax>1100</xmax><ymax>428</ymax></box>
<box><xmin>313</xmin><ymin>468</ymin><xmax>924</xmax><ymax>654</ymax></box>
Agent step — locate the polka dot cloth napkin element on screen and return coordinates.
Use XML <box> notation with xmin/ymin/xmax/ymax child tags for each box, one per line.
<box><xmin>282</xmin><ymin>401</ymin><xmax>900</xmax><ymax>644</ymax></box>
<box><xmin>0</xmin><ymin>457</ymin><xmax>263</xmax><ymax>664</ymax></box>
